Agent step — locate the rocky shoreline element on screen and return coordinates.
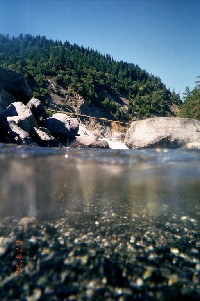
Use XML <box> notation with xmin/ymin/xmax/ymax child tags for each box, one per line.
<box><xmin>0</xmin><ymin>67</ymin><xmax>114</xmax><ymax>149</ymax></box>
<box><xmin>0</xmin><ymin>211</ymin><xmax>199</xmax><ymax>300</ymax></box>
<box><xmin>1</xmin><ymin>67</ymin><xmax>200</xmax><ymax>150</ymax></box>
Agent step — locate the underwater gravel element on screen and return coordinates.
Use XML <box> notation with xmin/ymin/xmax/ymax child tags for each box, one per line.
<box><xmin>0</xmin><ymin>212</ymin><xmax>200</xmax><ymax>301</ymax></box>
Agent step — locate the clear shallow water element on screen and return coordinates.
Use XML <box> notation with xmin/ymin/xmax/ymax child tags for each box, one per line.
<box><xmin>0</xmin><ymin>144</ymin><xmax>200</xmax><ymax>300</ymax></box>
<box><xmin>0</xmin><ymin>143</ymin><xmax>199</xmax><ymax>221</ymax></box>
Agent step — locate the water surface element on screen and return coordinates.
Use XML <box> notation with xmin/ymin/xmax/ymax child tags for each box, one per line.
<box><xmin>0</xmin><ymin>144</ymin><xmax>199</xmax><ymax>222</ymax></box>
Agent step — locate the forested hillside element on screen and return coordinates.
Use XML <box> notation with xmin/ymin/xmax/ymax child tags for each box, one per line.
<box><xmin>179</xmin><ymin>83</ymin><xmax>200</xmax><ymax>120</ymax></box>
<box><xmin>0</xmin><ymin>34</ymin><xmax>181</xmax><ymax>120</ymax></box>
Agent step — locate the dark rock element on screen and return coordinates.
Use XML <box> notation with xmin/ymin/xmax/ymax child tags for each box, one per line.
<box><xmin>0</xmin><ymin>67</ymin><xmax>32</xmax><ymax>104</ymax></box>
<box><xmin>31</xmin><ymin>127</ymin><xmax>60</xmax><ymax>147</ymax></box>
<box><xmin>45</xmin><ymin>224</ymin><xmax>58</xmax><ymax>235</ymax></box>
<box><xmin>27</xmin><ymin>98</ymin><xmax>48</xmax><ymax>126</ymax></box>
<box><xmin>37</xmin><ymin>253</ymin><xmax>63</xmax><ymax>272</ymax></box>
<box><xmin>103</xmin><ymin>257</ymin><xmax>127</xmax><ymax>287</ymax></box>
<box><xmin>44</xmin><ymin>113</ymin><xmax>79</xmax><ymax>139</ymax></box>
<box><xmin>0</xmin><ymin>136</ymin><xmax>10</xmax><ymax>144</ymax></box>
<box><xmin>0</xmin><ymin>109</ymin><xmax>10</xmax><ymax>142</ymax></box>
<box><xmin>0</xmin><ymin>108</ymin><xmax>4</xmax><ymax>116</ymax></box>
<box><xmin>0</xmin><ymin>90</ymin><xmax>16</xmax><ymax>110</ymax></box>
<box><xmin>148</xmin><ymin>269</ymin><xmax>165</xmax><ymax>283</ymax></box>
<box><xmin>125</xmin><ymin>117</ymin><xmax>200</xmax><ymax>149</ymax></box>
<box><xmin>56</xmin><ymin>285</ymin><xmax>79</xmax><ymax>298</ymax></box>
<box><xmin>6</xmin><ymin>119</ymin><xmax>35</xmax><ymax>145</ymax></box>
<box><xmin>6</xmin><ymin>102</ymin><xmax>37</xmax><ymax>134</ymax></box>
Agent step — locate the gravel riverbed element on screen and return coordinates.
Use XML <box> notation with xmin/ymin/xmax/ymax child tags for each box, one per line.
<box><xmin>0</xmin><ymin>211</ymin><xmax>200</xmax><ymax>301</ymax></box>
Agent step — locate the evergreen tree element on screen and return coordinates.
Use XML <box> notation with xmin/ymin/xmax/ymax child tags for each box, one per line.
<box><xmin>0</xmin><ymin>33</ymin><xmax>181</xmax><ymax>120</ymax></box>
<box><xmin>182</xmin><ymin>86</ymin><xmax>191</xmax><ymax>102</ymax></box>
<box><xmin>179</xmin><ymin>75</ymin><xmax>200</xmax><ymax>120</ymax></box>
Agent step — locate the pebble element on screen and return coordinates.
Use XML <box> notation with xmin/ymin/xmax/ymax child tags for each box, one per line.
<box><xmin>18</xmin><ymin>216</ymin><xmax>37</xmax><ymax>229</ymax></box>
<box><xmin>0</xmin><ymin>236</ymin><xmax>13</xmax><ymax>256</ymax></box>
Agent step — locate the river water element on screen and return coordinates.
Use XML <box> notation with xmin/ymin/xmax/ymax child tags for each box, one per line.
<box><xmin>0</xmin><ymin>144</ymin><xmax>200</xmax><ymax>299</ymax></box>
<box><xmin>0</xmin><ymin>144</ymin><xmax>200</xmax><ymax>221</ymax></box>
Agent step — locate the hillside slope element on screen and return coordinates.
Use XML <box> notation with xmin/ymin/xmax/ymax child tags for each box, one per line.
<box><xmin>0</xmin><ymin>34</ymin><xmax>181</xmax><ymax>121</ymax></box>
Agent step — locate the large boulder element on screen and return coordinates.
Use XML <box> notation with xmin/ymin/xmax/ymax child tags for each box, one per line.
<box><xmin>44</xmin><ymin>113</ymin><xmax>79</xmax><ymax>139</ymax></box>
<box><xmin>6</xmin><ymin>119</ymin><xmax>35</xmax><ymax>145</ymax></box>
<box><xmin>0</xmin><ymin>90</ymin><xmax>16</xmax><ymax>110</ymax></box>
<box><xmin>0</xmin><ymin>67</ymin><xmax>32</xmax><ymax>103</ymax></box>
<box><xmin>5</xmin><ymin>102</ymin><xmax>37</xmax><ymax>134</ymax></box>
<box><xmin>31</xmin><ymin>127</ymin><xmax>60</xmax><ymax>147</ymax></box>
<box><xmin>27</xmin><ymin>98</ymin><xmax>48</xmax><ymax>126</ymax></box>
<box><xmin>125</xmin><ymin>117</ymin><xmax>200</xmax><ymax>149</ymax></box>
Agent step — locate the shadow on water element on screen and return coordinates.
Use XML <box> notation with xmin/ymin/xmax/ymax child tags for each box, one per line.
<box><xmin>0</xmin><ymin>145</ymin><xmax>199</xmax><ymax>222</ymax></box>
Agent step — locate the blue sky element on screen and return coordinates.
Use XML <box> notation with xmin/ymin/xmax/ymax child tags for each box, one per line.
<box><xmin>0</xmin><ymin>0</ymin><xmax>200</xmax><ymax>97</ymax></box>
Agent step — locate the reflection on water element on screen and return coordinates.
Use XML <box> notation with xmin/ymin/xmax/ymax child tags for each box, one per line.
<box><xmin>0</xmin><ymin>145</ymin><xmax>200</xmax><ymax>221</ymax></box>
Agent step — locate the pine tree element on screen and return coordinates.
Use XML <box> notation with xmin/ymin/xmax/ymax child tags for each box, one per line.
<box><xmin>182</xmin><ymin>86</ymin><xmax>191</xmax><ymax>102</ymax></box>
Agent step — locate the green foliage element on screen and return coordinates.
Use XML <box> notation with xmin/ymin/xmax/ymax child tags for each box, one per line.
<box><xmin>182</xmin><ymin>86</ymin><xmax>191</xmax><ymax>102</ymax></box>
<box><xmin>179</xmin><ymin>75</ymin><xmax>200</xmax><ymax>120</ymax></box>
<box><xmin>179</xmin><ymin>88</ymin><xmax>200</xmax><ymax>120</ymax></box>
<box><xmin>102</xmin><ymin>97</ymin><xmax>117</xmax><ymax>114</ymax></box>
<box><xmin>54</xmin><ymin>73</ymin><xmax>64</xmax><ymax>84</ymax></box>
<box><xmin>195</xmin><ymin>75</ymin><xmax>200</xmax><ymax>89</ymax></box>
<box><xmin>0</xmin><ymin>33</ymin><xmax>181</xmax><ymax>120</ymax></box>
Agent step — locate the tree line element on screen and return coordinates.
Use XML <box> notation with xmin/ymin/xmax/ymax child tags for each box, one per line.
<box><xmin>0</xmin><ymin>33</ymin><xmax>184</xmax><ymax>120</ymax></box>
<box><xmin>179</xmin><ymin>80</ymin><xmax>200</xmax><ymax>120</ymax></box>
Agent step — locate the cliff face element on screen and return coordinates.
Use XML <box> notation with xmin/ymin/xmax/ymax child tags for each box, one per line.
<box><xmin>0</xmin><ymin>67</ymin><xmax>32</xmax><ymax>104</ymax></box>
<box><xmin>43</xmin><ymin>77</ymin><xmax>130</xmax><ymax>120</ymax></box>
